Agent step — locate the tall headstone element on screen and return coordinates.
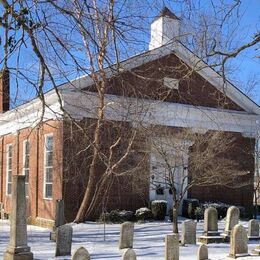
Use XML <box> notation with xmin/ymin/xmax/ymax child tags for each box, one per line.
<box><xmin>228</xmin><ymin>224</ymin><xmax>249</xmax><ymax>258</ymax></box>
<box><xmin>181</xmin><ymin>220</ymin><xmax>196</xmax><ymax>245</ymax></box>
<box><xmin>50</xmin><ymin>199</ymin><xmax>65</xmax><ymax>241</ymax></box>
<box><xmin>222</xmin><ymin>206</ymin><xmax>239</xmax><ymax>242</ymax></box>
<box><xmin>55</xmin><ymin>224</ymin><xmax>73</xmax><ymax>256</ymax></box>
<box><xmin>3</xmin><ymin>175</ymin><xmax>33</xmax><ymax>260</ymax></box>
<box><xmin>119</xmin><ymin>222</ymin><xmax>134</xmax><ymax>249</ymax></box>
<box><xmin>0</xmin><ymin>202</ymin><xmax>4</xmax><ymax>220</ymax></box>
<box><xmin>197</xmin><ymin>244</ymin><xmax>209</xmax><ymax>260</ymax></box>
<box><xmin>248</xmin><ymin>219</ymin><xmax>259</xmax><ymax>240</ymax></box>
<box><xmin>165</xmin><ymin>234</ymin><xmax>179</xmax><ymax>260</ymax></box>
<box><xmin>122</xmin><ymin>248</ymin><xmax>136</xmax><ymax>260</ymax></box>
<box><xmin>71</xmin><ymin>247</ymin><xmax>90</xmax><ymax>260</ymax></box>
<box><xmin>198</xmin><ymin>207</ymin><xmax>223</xmax><ymax>244</ymax></box>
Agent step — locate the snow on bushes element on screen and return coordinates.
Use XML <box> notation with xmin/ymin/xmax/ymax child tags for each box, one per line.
<box><xmin>151</xmin><ymin>200</ymin><xmax>167</xmax><ymax>220</ymax></box>
<box><xmin>99</xmin><ymin>210</ymin><xmax>134</xmax><ymax>223</ymax></box>
<box><xmin>135</xmin><ymin>207</ymin><xmax>153</xmax><ymax>221</ymax></box>
<box><xmin>182</xmin><ymin>201</ymin><xmax>246</xmax><ymax>220</ymax></box>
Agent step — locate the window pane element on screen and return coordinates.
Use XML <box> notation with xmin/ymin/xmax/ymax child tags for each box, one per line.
<box><xmin>45</xmin><ymin>184</ymin><xmax>52</xmax><ymax>198</ymax></box>
<box><xmin>8</xmin><ymin>146</ymin><xmax>12</xmax><ymax>157</ymax></box>
<box><xmin>44</xmin><ymin>135</ymin><xmax>53</xmax><ymax>199</ymax></box>
<box><xmin>25</xmin><ymin>141</ymin><xmax>30</xmax><ymax>154</ymax></box>
<box><xmin>45</xmin><ymin>151</ymin><xmax>53</xmax><ymax>166</ymax></box>
<box><xmin>24</xmin><ymin>155</ymin><xmax>29</xmax><ymax>168</ymax></box>
<box><xmin>46</xmin><ymin>168</ymin><xmax>53</xmax><ymax>182</ymax></box>
<box><xmin>46</xmin><ymin>136</ymin><xmax>53</xmax><ymax>151</ymax></box>
<box><xmin>6</xmin><ymin>145</ymin><xmax>12</xmax><ymax>195</ymax></box>
<box><xmin>25</xmin><ymin>183</ymin><xmax>28</xmax><ymax>197</ymax></box>
<box><xmin>8</xmin><ymin>171</ymin><xmax>12</xmax><ymax>182</ymax></box>
<box><xmin>8</xmin><ymin>158</ymin><xmax>12</xmax><ymax>167</ymax></box>
<box><xmin>7</xmin><ymin>183</ymin><xmax>11</xmax><ymax>195</ymax></box>
<box><xmin>24</xmin><ymin>169</ymin><xmax>29</xmax><ymax>182</ymax></box>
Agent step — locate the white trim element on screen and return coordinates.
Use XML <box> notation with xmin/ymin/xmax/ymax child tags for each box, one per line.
<box><xmin>5</xmin><ymin>144</ymin><xmax>12</xmax><ymax>196</ymax></box>
<box><xmin>43</xmin><ymin>133</ymin><xmax>54</xmax><ymax>200</ymax></box>
<box><xmin>62</xmin><ymin>91</ymin><xmax>260</xmax><ymax>137</ymax></box>
<box><xmin>0</xmin><ymin>91</ymin><xmax>63</xmax><ymax>136</ymax></box>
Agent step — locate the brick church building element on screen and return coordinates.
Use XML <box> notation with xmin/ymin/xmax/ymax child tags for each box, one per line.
<box><xmin>0</xmin><ymin>8</ymin><xmax>259</xmax><ymax>226</ymax></box>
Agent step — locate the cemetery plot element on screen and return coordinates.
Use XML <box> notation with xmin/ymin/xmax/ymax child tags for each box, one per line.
<box><xmin>0</xmin><ymin>218</ymin><xmax>259</xmax><ymax>259</ymax></box>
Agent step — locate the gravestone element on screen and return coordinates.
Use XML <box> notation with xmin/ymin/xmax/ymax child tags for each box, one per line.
<box><xmin>165</xmin><ymin>234</ymin><xmax>179</xmax><ymax>260</ymax></box>
<box><xmin>0</xmin><ymin>202</ymin><xmax>4</xmax><ymax>220</ymax></box>
<box><xmin>55</xmin><ymin>224</ymin><xmax>73</xmax><ymax>256</ymax></box>
<box><xmin>252</xmin><ymin>244</ymin><xmax>260</xmax><ymax>255</ymax></box>
<box><xmin>222</xmin><ymin>206</ymin><xmax>239</xmax><ymax>242</ymax></box>
<box><xmin>197</xmin><ymin>244</ymin><xmax>209</xmax><ymax>260</ymax></box>
<box><xmin>122</xmin><ymin>248</ymin><xmax>136</xmax><ymax>260</ymax></box>
<box><xmin>3</xmin><ymin>175</ymin><xmax>33</xmax><ymax>260</ymax></box>
<box><xmin>50</xmin><ymin>199</ymin><xmax>65</xmax><ymax>241</ymax></box>
<box><xmin>248</xmin><ymin>219</ymin><xmax>259</xmax><ymax>240</ymax></box>
<box><xmin>71</xmin><ymin>247</ymin><xmax>90</xmax><ymax>260</ymax></box>
<box><xmin>119</xmin><ymin>222</ymin><xmax>134</xmax><ymax>249</ymax></box>
<box><xmin>181</xmin><ymin>220</ymin><xmax>196</xmax><ymax>245</ymax></box>
<box><xmin>198</xmin><ymin>207</ymin><xmax>223</xmax><ymax>244</ymax></box>
<box><xmin>228</xmin><ymin>224</ymin><xmax>249</xmax><ymax>258</ymax></box>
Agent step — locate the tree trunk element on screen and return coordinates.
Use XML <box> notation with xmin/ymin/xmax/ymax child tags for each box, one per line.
<box><xmin>253</xmin><ymin>190</ymin><xmax>258</xmax><ymax>219</ymax></box>
<box><xmin>74</xmin><ymin>156</ymin><xmax>100</xmax><ymax>222</ymax></box>
<box><xmin>74</xmin><ymin>101</ymin><xmax>104</xmax><ymax>222</ymax></box>
<box><xmin>172</xmin><ymin>206</ymin><xmax>179</xmax><ymax>234</ymax></box>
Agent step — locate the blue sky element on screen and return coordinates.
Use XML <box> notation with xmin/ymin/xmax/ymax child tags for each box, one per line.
<box><xmin>226</xmin><ymin>0</ymin><xmax>260</xmax><ymax>104</ymax></box>
<box><xmin>0</xmin><ymin>0</ymin><xmax>259</xmax><ymax>106</ymax></box>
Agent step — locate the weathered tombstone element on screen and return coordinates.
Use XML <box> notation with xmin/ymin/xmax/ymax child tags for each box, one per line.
<box><xmin>50</xmin><ymin>199</ymin><xmax>65</xmax><ymax>241</ymax></box>
<box><xmin>119</xmin><ymin>222</ymin><xmax>134</xmax><ymax>249</ymax></box>
<box><xmin>252</xmin><ymin>244</ymin><xmax>260</xmax><ymax>255</ymax></box>
<box><xmin>228</xmin><ymin>224</ymin><xmax>249</xmax><ymax>258</ymax></box>
<box><xmin>248</xmin><ymin>219</ymin><xmax>259</xmax><ymax>240</ymax></box>
<box><xmin>181</xmin><ymin>220</ymin><xmax>196</xmax><ymax>245</ymax></box>
<box><xmin>197</xmin><ymin>244</ymin><xmax>209</xmax><ymax>260</ymax></box>
<box><xmin>122</xmin><ymin>248</ymin><xmax>136</xmax><ymax>260</ymax></box>
<box><xmin>165</xmin><ymin>234</ymin><xmax>179</xmax><ymax>260</ymax></box>
<box><xmin>222</xmin><ymin>206</ymin><xmax>240</xmax><ymax>242</ymax></box>
<box><xmin>4</xmin><ymin>175</ymin><xmax>33</xmax><ymax>260</ymax></box>
<box><xmin>55</xmin><ymin>224</ymin><xmax>73</xmax><ymax>256</ymax></box>
<box><xmin>71</xmin><ymin>247</ymin><xmax>90</xmax><ymax>260</ymax></box>
<box><xmin>0</xmin><ymin>202</ymin><xmax>4</xmax><ymax>220</ymax></box>
<box><xmin>198</xmin><ymin>207</ymin><xmax>223</xmax><ymax>244</ymax></box>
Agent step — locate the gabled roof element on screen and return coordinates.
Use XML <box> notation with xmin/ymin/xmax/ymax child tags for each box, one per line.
<box><xmin>63</xmin><ymin>41</ymin><xmax>260</xmax><ymax>115</ymax></box>
<box><xmin>0</xmin><ymin>40</ymin><xmax>259</xmax><ymax>136</ymax></box>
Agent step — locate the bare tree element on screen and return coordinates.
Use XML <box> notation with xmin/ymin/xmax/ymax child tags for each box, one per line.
<box><xmin>149</xmin><ymin>128</ymin><xmax>252</xmax><ymax>233</ymax></box>
<box><xmin>0</xmin><ymin>0</ymin><xmax>259</xmax><ymax>224</ymax></box>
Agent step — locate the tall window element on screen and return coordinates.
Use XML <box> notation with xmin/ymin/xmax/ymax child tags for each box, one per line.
<box><xmin>23</xmin><ymin>140</ymin><xmax>30</xmax><ymax>196</ymax></box>
<box><xmin>44</xmin><ymin>134</ymin><xmax>53</xmax><ymax>199</ymax></box>
<box><xmin>6</xmin><ymin>144</ymin><xmax>12</xmax><ymax>195</ymax></box>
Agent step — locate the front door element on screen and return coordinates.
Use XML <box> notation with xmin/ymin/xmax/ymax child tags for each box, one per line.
<box><xmin>149</xmin><ymin>136</ymin><xmax>190</xmax><ymax>213</ymax></box>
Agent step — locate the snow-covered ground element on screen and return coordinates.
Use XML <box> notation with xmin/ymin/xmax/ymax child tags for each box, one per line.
<box><xmin>0</xmin><ymin>218</ymin><xmax>259</xmax><ymax>259</ymax></box>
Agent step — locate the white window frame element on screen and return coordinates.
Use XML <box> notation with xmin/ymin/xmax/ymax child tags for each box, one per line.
<box><xmin>43</xmin><ymin>134</ymin><xmax>54</xmax><ymax>200</ymax></box>
<box><xmin>6</xmin><ymin>144</ymin><xmax>12</xmax><ymax>195</ymax></box>
<box><xmin>23</xmin><ymin>140</ymin><xmax>30</xmax><ymax>197</ymax></box>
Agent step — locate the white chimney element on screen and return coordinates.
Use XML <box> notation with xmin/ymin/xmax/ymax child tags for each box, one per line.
<box><xmin>149</xmin><ymin>7</ymin><xmax>180</xmax><ymax>50</ymax></box>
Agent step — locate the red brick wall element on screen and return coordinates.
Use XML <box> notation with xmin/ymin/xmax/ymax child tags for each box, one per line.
<box><xmin>85</xmin><ymin>53</ymin><xmax>244</xmax><ymax>111</ymax></box>
<box><xmin>62</xmin><ymin>119</ymin><xmax>150</xmax><ymax>221</ymax></box>
<box><xmin>0</xmin><ymin>52</ymin><xmax>255</xmax><ymax>222</ymax></box>
<box><xmin>0</xmin><ymin>120</ymin><xmax>63</xmax><ymax>221</ymax></box>
<box><xmin>188</xmin><ymin>132</ymin><xmax>255</xmax><ymax>215</ymax></box>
